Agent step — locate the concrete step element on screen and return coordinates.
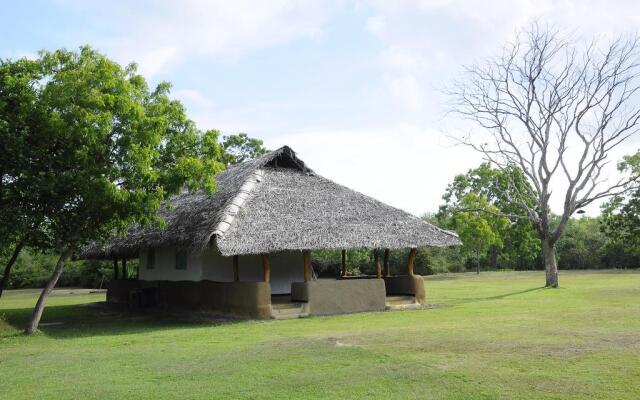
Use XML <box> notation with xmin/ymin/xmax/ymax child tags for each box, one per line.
<box><xmin>272</xmin><ymin>306</ymin><xmax>303</xmax><ymax>315</ymax></box>
<box><xmin>271</xmin><ymin>302</ymin><xmax>304</xmax><ymax>309</ymax></box>
<box><xmin>385</xmin><ymin>295</ymin><xmax>420</xmax><ymax>310</ymax></box>
<box><xmin>271</xmin><ymin>302</ymin><xmax>308</xmax><ymax>319</ymax></box>
<box><xmin>386</xmin><ymin>303</ymin><xmax>422</xmax><ymax>311</ymax></box>
<box><xmin>272</xmin><ymin>313</ymin><xmax>303</xmax><ymax>320</ymax></box>
<box><xmin>386</xmin><ymin>295</ymin><xmax>415</xmax><ymax>302</ymax></box>
<box><xmin>386</xmin><ymin>296</ymin><xmax>416</xmax><ymax>305</ymax></box>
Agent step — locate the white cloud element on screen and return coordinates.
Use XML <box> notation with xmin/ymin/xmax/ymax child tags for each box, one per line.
<box><xmin>364</xmin><ymin>0</ymin><xmax>640</xmax><ymax>115</ymax></box>
<box><xmin>173</xmin><ymin>89</ymin><xmax>215</xmax><ymax>110</ymax></box>
<box><xmin>86</xmin><ymin>0</ymin><xmax>338</xmax><ymax>78</ymax></box>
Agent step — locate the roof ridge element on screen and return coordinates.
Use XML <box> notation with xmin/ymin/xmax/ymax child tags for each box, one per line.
<box><xmin>206</xmin><ymin>146</ymin><xmax>312</xmax><ymax>243</ymax></box>
<box><xmin>211</xmin><ymin>168</ymin><xmax>265</xmax><ymax>239</ymax></box>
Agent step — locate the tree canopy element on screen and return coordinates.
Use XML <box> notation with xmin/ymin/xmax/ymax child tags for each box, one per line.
<box><xmin>1</xmin><ymin>47</ymin><xmax>228</xmax><ymax>332</ymax></box>
<box><xmin>221</xmin><ymin>133</ymin><xmax>269</xmax><ymax>165</ymax></box>
<box><xmin>438</xmin><ymin>163</ymin><xmax>540</xmax><ymax>270</ymax></box>
<box><xmin>601</xmin><ymin>152</ymin><xmax>640</xmax><ymax>263</ymax></box>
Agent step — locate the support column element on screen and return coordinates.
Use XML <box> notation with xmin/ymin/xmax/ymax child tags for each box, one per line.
<box><xmin>233</xmin><ymin>255</ymin><xmax>239</xmax><ymax>282</ymax></box>
<box><xmin>122</xmin><ymin>258</ymin><xmax>128</xmax><ymax>279</ymax></box>
<box><xmin>303</xmin><ymin>250</ymin><xmax>311</xmax><ymax>282</ymax></box>
<box><xmin>383</xmin><ymin>249</ymin><xmax>390</xmax><ymax>277</ymax></box>
<box><xmin>262</xmin><ymin>254</ymin><xmax>271</xmax><ymax>283</ymax></box>
<box><xmin>113</xmin><ymin>258</ymin><xmax>119</xmax><ymax>280</ymax></box>
<box><xmin>374</xmin><ymin>249</ymin><xmax>382</xmax><ymax>279</ymax></box>
<box><xmin>341</xmin><ymin>249</ymin><xmax>347</xmax><ymax>277</ymax></box>
<box><xmin>407</xmin><ymin>248</ymin><xmax>417</xmax><ymax>276</ymax></box>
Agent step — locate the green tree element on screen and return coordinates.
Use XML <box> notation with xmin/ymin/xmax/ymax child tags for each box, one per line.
<box><xmin>452</xmin><ymin>193</ymin><xmax>509</xmax><ymax>274</ymax></box>
<box><xmin>555</xmin><ymin>217</ymin><xmax>607</xmax><ymax>269</ymax></box>
<box><xmin>438</xmin><ymin>163</ymin><xmax>540</xmax><ymax>270</ymax></box>
<box><xmin>601</xmin><ymin>152</ymin><xmax>640</xmax><ymax>267</ymax></box>
<box><xmin>0</xmin><ymin>57</ymin><xmax>56</xmax><ymax>298</ymax></box>
<box><xmin>1</xmin><ymin>47</ymin><xmax>225</xmax><ymax>333</ymax></box>
<box><xmin>221</xmin><ymin>133</ymin><xmax>269</xmax><ymax>165</ymax></box>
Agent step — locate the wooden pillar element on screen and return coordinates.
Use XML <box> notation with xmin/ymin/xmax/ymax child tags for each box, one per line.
<box><xmin>303</xmin><ymin>250</ymin><xmax>311</xmax><ymax>282</ymax></box>
<box><xmin>262</xmin><ymin>253</ymin><xmax>271</xmax><ymax>283</ymax></box>
<box><xmin>407</xmin><ymin>248</ymin><xmax>417</xmax><ymax>276</ymax></box>
<box><xmin>374</xmin><ymin>249</ymin><xmax>382</xmax><ymax>279</ymax></box>
<box><xmin>113</xmin><ymin>258</ymin><xmax>119</xmax><ymax>280</ymax></box>
<box><xmin>233</xmin><ymin>255</ymin><xmax>239</xmax><ymax>282</ymax></box>
<box><xmin>341</xmin><ymin>249</ymin><xmax>347</xmax><ymax>277</ymax></box>
<box><xmin>122</xmin><ymin>258</ymin><xmax>128</xmax><ymax>279</ymax></box>
<box><xmin>383</xmin><ymin>249</ymin><xmax>390</xmax><ymax>277</ymax></box>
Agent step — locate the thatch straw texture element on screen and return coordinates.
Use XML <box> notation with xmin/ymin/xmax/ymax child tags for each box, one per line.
<box><xmin>82</xmin><ymin>146</ymin><xmax>459</xmax><ymax>259</ymax></box>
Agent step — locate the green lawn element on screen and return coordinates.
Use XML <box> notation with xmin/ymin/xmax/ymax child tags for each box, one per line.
<box><xmin>1</xmin><ymin>270</ymin><xmax>639</xmax><ymax>399</ymax></box>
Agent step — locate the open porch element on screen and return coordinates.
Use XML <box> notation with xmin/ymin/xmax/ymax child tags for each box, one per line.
<box><xmin>106</xmin><ymin>247</ymin><xmax>425</xmax><ymax>320</ymax></box>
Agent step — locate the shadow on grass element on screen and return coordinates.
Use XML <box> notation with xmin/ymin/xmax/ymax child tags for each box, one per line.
<box><xmin>0</xmin><ymin>302</ymin><xmax>247</xmax><ymax>340</ymax></box>
<box><xmin>451</xmin><ymin>286</ymin><xmax>545</xmax><ymax>305</ymax></box>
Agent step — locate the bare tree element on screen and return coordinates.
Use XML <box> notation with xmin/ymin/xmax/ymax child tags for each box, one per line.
<box><xmin>450</xmin><ymin>25</ymin><xmax>640</xmax><ymax>287</ymax></box>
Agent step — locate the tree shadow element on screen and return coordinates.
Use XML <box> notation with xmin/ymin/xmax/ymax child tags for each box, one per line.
<box><xmin>425</xmin><ymin>274</ymin><xmax>466</xmax><ymax>281</ymax></box>
<box><xmin>0</xmin><ymin>302</ymin><xmax>248</xmax><ymax>340</ymax></box>
<box><xmin>451</xmin><ymin>286</ymin><xmax>545</xmax><ymax>304</ymax></box>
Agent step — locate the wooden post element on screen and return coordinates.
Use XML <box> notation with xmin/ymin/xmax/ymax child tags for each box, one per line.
<box><xmin>341</xmin><ymin>249</ymin><xmax>347</xmax><ymax>277</ymax></box>
<box><xmin>303</xmin><ymin>250</ymin><xmax>311</xmax><ymax>282</ymax></box>
<box><xmin>122</xmin><ymin>258</ymin><xmax>127</xmax><ymax>279</ymax></box>
<box><xmin>113</xmin><ymin>258</ymin><xmax>119</xmax><ymax>280</ymax></box>
<box><xmin>262</xmin><ymin>253</ymin><xmax>271</xmax><ymax>283</ymax></box>
<box><xmin>383</xmin><ymin>249</ymin><xmax>390</xmax><ymax>277</ymax></box>
<box><xmin>407</xmin><ymin>248</ymin><xmax>417</xmax><ymax>276</ymax></box>
<box><xmin>233</xmin><ymin>255</ymin><xmax>239</xmax><ymax>282</ymax></box>
<box><xmin>374</xmin><ymin>249</ymin><xmax>382</xmax><ymax>279</ymax></box>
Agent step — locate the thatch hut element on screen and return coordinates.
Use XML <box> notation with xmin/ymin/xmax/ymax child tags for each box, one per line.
<box><xmin>83</xmin><ymin>146</ymin><xmax>460</xmax><ymax>319</ymax></box>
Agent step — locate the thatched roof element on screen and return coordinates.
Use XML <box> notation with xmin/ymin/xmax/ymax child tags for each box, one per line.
<box><xmin>82</xmin><ymin>146</ymin><xmax>460</xmax><ymax>259</ymax></box>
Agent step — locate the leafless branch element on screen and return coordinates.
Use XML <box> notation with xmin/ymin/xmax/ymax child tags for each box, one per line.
<box><xmin>452</xmin><ymin>207</ymin><xmax>530</xmax><ymax>221</ymax></box>
<box><xmin>449</xmin><ymin>23</ymin><xmax>640</xmax><ymax>246</ymax></box>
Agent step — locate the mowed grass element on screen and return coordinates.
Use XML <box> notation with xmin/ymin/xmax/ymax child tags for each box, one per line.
<box><xmin>1</xmin><ymin>270</ymin><xmax>639</xmax><ymax>399</ymax></box>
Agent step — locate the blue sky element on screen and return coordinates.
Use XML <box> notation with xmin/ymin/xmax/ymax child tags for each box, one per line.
<box><xmin>3</xmin><ymin>1</ymin><xmax>640</xmax><ymax>215</ymax></box>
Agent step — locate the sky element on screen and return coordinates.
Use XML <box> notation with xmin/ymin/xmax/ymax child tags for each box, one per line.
<box><xmin>2</xmin><ymin>0</ymin><xmax>640</xmax><ymax>216</ymax></box>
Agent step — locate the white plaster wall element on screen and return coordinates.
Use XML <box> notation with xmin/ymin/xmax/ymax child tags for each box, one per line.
<box><xmin>139</xmin><ymin>247</ymin><xmax>305</xmax><ymax>294</ymax></box>
<box><xmin>230</xmin><ymin>251</ymin><xmax>305</xmax><ymax>294</ymax></box>
<box><xmin>269</xmin><ymin>251</ymin><xmax>305</xmax><ymax>294</ymax></box>
<box><xmin>138</xmin><ymin>247</ymin><xmax>202</xmax><ymax>281</ymax></box>
<box><xmin>201</xmin><ymin>248</ymin><xmax>234</xmax><ymax>282</ymax></box>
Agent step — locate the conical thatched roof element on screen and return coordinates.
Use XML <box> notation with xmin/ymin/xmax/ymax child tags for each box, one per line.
<box><xmin>82</xmin><ymin>146</ymin><xmax>460</xmax><ymax>259</ymax></box>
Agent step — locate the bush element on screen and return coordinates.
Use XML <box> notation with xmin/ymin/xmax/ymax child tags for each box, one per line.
<box><xmin>2</xmin><ymin>247</ymin><xmax>120</xmax><ymax>289</ymax></box>
<box><xmin>312</xmin><ymin>246</ymin><xmax>465</xmax><ymax>276</ymax></box>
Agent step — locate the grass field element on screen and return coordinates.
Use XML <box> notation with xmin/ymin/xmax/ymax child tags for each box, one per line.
<box><xmin>1</xmin><ymin>270</ymin><xmax>639</xmax><ymax>399</ymax></box>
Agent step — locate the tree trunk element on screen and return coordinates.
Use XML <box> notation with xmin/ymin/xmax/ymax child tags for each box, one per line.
<box><xmin>24</xmin><ymin>248</ymin><xmax>73</xmax><ymax>334</ymax></box>
<box><xmin>542</xmin><ymin>239</ymin><xmax>559</xmax><ymax>288</ymax></box>
<box><xmin>0</xmin><ymin>241</ymin><xmax>24</xmax><ymax>299</ymax></box>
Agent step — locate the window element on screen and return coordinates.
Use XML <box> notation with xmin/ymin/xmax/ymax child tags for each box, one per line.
<box><xmin>147</xmin><ymin>249</ymin><xmax>155</xmax><ymax>269</ymax></box>
<box><xmin>175</xmin><ymin>249</ymin><xmax>187</xmax><ymax>270</ymax></box>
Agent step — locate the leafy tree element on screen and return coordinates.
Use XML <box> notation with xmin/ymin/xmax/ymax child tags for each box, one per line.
<box><xmin>451</xmin><ymin>193</ymin><xmax>509</xmax><ymax>273</ymax></box>
<box><xmin>0</xmin><ymin>57</ymin><xmax>56</xmax><ymax>298</ymax></box>
<box><xmin>1</xmin><ymin>47</ymin><xmax>225</xmax><ymax>333</ymax></box>
<box><xmin>221</xmin><ymin>133</ymin><xmax>269</xmax><ymax>165</ymax></box>
<box><xmin>438</xmin><ymin>163</ymin><xmax>540</xmax><ymax>270</ymax></box>
<box><xmin>555</xmin><ymin>217</ymin><xmax>607</xmax><ymax>269</ymax></box>
<box><xmin>601</xmin><ymin>152</ymin><xmax>640</xmax><ymax>267</ymax></box>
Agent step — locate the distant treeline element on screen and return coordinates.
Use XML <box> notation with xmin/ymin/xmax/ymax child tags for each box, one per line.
<box><xmin>314</xmin><ymin>215</ymin><xmax>639</xmax><ymax>277</ymax></box>
<box><xmin>1</xmin><ymin>213</ymin><xmax>637</xmax><ymax>290</ymax></box>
